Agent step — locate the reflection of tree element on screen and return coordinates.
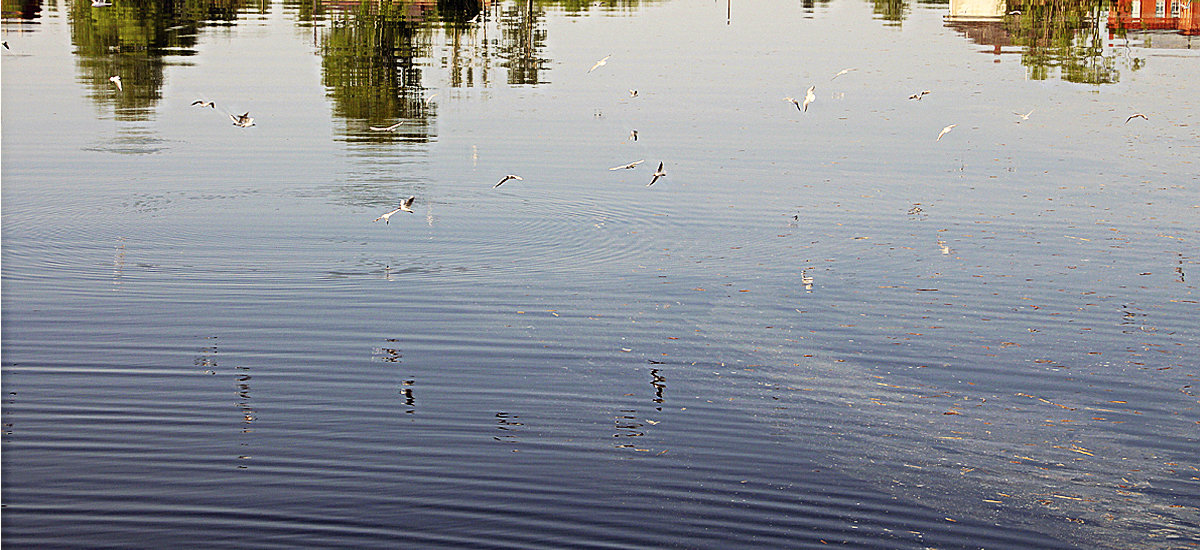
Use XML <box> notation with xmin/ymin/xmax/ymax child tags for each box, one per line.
<box><xmin>497</xmin><ymin>0</ymin><xmax>547</xmax><ymax>85</ymax></box>
<box><xmin>1006</xmin><ymin>0</ymin><xmax>1119</xmax><ymax>84</ymax></box>
<box><xmin>1</xmin><ymin>0</ymin><xmax>44</xmax><ymax>19</ymax></box>
<box><xmin>871</xmin><ymin>0</ymin><xmax>910</xmax><ymax>26</ymax></box>
<box><xmin>68</xmin><ymin>0</ymin><xmax>245</xmax><ymax>120</ymax></box>
<box><xmin>319</xmin><ymin>1</ymin><xmax>446</xmax><ymax>141</ymax></box>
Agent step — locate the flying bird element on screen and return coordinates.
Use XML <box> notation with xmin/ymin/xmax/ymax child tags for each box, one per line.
<box><xmin>1013</xmin><ymin>109</ymin><xmax>1034</xmax><ymax>122</ymax></box>
<box><xmin>92</xmin><ymin>0</ymin><xmax>112</xmax><ymax>6</ymax></box>
<box><xmin>647</xmin><ymin>162</ymin><xmax>666</xmax><ymax>186</ymax></box>
<box><xmin>109</xmin><ymin>75</ymin><xmax>122</xmax><ymax>91</ymax></box>
<box><xmin>609</xmin><ymin>160</ymin><xmax>645</xmax><ymax>171</ymax></box>
<box><xmin>191</xmin><ymin>100</ymin><xmax>215</xmax><ymax>108</ymax></box>
<box><xmin>629</xmin><ymin>89</ymin><xmax>638</xmax><ymax>98</ymax></box>
<box><xmin>587</xmin><ymin>55</ymin><xmax>611</xmax><ymax>73</ymax></box>
<box><xmin>230</xmin><ymin>112</ymin><xmax>254</xmax><ymax>127</ymax></box>
<box><xmin>908</xmin><ymin>90</ymin><xmax>932</xmax><ymax>100</ymax></box>
<box><xmin>802</xmin><ymin>86</ymin><xmax>816</xmax><ymax>112</ymax></box>
<box><xmin>369</xmin><ymin>121</ymin><xmax>405</xmax><ymax>131</ymax></box>
<box><xmin>424</xmin><ymin>93</ymin><xmax>437</xmax><ymax>106</ymax></box>
<box><xmin>373</xmin><ymin>196</ymin><xmax>415</xmax><ymax>224</ymax></box>
<box><xmin>1125</xmin><ymin>113</ymin><xmax>1147</xmax><ymax>124</ymax></box>
<box><xmin>493</xmin><ymin>174</ymin><xmax>523</xmax><ymax>188</ymax></box>
<box><xmin>936</xmin><ymin>124</ymin><xmax>957</xmax><ymax>142</ymax></box>
<box><xmin>783</xmin><ymin>96</ymin><xmax>802</xmax><ymax>111</ymax></box>
<box><xmin>629</xmin><ymin>129</ymin><xmax>638</xmax><ymax>142</ymax></box>
<box><xmin>831</xmin><ymin>67</ymin><xmax>857</xmax><ymax>80</ymax></box>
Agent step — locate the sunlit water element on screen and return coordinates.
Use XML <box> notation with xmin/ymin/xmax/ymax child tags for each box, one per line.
<box><xmin>3</xmin><ymin>0</ymin><xmax>1198</xmax><ymax>548</ymax></box>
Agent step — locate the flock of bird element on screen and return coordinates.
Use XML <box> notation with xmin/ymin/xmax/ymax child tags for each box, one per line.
<box><xmin>362</xmin><ymin>54</ymin><xmax>1153</xmax><ymax>225</ymax></box>
<box><xmin>98</xmin><ymin>49</ymin><xmax>1152</xmax><ymax>228</ymax></box>
<box><xmin>369</xmin><ymin>54</ymin><xmax>676</xmax><ymax>225</ymax></box>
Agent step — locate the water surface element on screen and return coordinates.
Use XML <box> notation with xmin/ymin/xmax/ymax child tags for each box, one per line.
<box><xmin>3</xmin><ymin>0</ymin><xmax>1198</xmax><ymax>547</ymax></box>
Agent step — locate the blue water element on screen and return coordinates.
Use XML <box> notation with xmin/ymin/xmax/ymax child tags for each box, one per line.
<box><xmin>4</xmin><ymin>0</ymin><xmax>1198</xmax><ymax>547</ymax></box>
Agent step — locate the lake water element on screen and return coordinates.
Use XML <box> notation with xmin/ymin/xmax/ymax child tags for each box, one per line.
<box><xmin>3</xmin><ymin>0</ymin><xmax>1198</xmax><ymax>547</ymax></box>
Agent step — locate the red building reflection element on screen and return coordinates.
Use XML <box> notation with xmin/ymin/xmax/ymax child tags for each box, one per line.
<box><xmin>1108</xmin><ymin>0</ymin><xmax>1200</xmax><ymax>36</ymax></box>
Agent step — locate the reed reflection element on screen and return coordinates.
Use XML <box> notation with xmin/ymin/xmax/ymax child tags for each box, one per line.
<box><xmin>68</xmin><ymin>0</ymin><xmax>246</xmax><ymax>120</ymax></box>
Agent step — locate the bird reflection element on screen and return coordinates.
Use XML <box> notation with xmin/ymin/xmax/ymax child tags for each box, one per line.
<box><xmin>234</xmin><ymin>363</ymin><xmax>254</xmax><ymax>468</ymax></box>
<box><xmin>613</xmin><ymin>409</ymin><xmax>646</xmax><ymax>445</ymax></box>
<box><xmin>801</xmin><ymin>270</ymin><xmax>814</xmax><ymax>292</ymax></box>
<box><xmin>650</xmin><ymin>368</ymin><xmax>666</xmax><ymax>410</ymax></box>
<box><xmin>493</xmin><ymin>412</ymin><xmax>523</xmax><ymax>442</ymax></box>
<box><xmin>400</xmin><ymin>380</ymin><xmax>416</xmax><ymax>412</ymax></box>
<box><xmin>376</xmin><ymin>339</ymin><xmax>402</xmax><ymax>363</ymax></box>
<box><xmin>194</xmin><ymin>336</ymin><xmax>218</xmax><ymax>375</ymax></box>
<box><xmin>112</xmin><ymin>237</ymin><xmax>125</xmax><ymax>290</ymax></box>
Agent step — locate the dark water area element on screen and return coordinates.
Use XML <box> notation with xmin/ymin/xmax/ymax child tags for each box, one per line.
<box><xmin>3</xmin><ymin>0</ymin><xmax>1198</xmax><ymax>547</ymax></box>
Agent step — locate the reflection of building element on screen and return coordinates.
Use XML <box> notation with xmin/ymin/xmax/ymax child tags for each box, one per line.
<box><xmin>1107</xmin><ymin>0</ymin><xmax>1199</xmax><ymax>39</ymax></box>
<box><xmin>944</xmin><ymin>0</ymin><xmax>1010</xmax><ymax>55</ymax></box>
<box><xmin>947</xmin><ymin>0</ymin><xmax>1004</xmax><ymax>20</ymax></box>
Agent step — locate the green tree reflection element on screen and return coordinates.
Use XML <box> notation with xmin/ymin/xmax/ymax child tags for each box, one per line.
<box><xmin>69</xmin><ymin>0</ymin><xmax>245</xmax><ymax>119</ymax></box>
<box><xmin>1005</xmin><ymin>0</ymin><xmax>1120</xmax><ymax>84</ymax></box>
<box><xmin>871</xmin><ymin>0</ymin><xmax>910</xmax><ymax>26</ymax></box>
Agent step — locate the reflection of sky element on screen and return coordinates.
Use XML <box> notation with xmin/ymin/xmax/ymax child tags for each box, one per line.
<box><xmin>4</xmin><ymin>1</ymin><xmax>1199</xmax><ymax>548</ymax></box>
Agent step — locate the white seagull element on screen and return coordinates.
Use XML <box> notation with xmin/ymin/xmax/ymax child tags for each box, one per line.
<box><xmin>609</xmin><ymin>160</ymin><xmax>645</xmax><ymax>171</ymax></box>
<box><xmin>629</xmin><ymin>89</ymin><xmax>638</xmax><ymax>98</ymax></box>
<box><xmin>783</xmin><ymin>96</ymin><xmax>802</xmax><ymax>111</ymax></box>
<box><xmin>831</xmin><ymin>67</ymin><xmax>857</xmax><ymax>80</ymax></box>
<box><xmin>1013</xmin><ymin>109</ymin><xmax>1034</xmax><ymax>122</ymax></box>
<box><xmin>424</xmin><ymin>93</ymin><xmax>437</xmax><ymax>106</ymax></box>
<box><xmin>191</xmin><ymin>100</ymin><xmax>215</xmax><ymax>108</ymax></box>
<box><xmin>647</xmin><ymin>162</ymin><xmax>666</xmax><ymax>186</ymax></box>
<box><xmin>92</xmin><ymin>0</ymin><xmax>112</xmax><ymax>6</ymax></box>
<box><xmin>109</xmin><ymin>75</ymin><xmax>122</xmax><ymax>91</ymax></box>
<box><xmin>494</xmin><ymin>174</ymin><xmax>523</xmax><ymax>188</ymax></box>
<box><xmin>802</xmin><ymin>86</ymin><xmax>816</xmax><ymax>112</ymax></box>
<box><xmin>587</xmin><ymin>55</ymin><xmax>611</xmax><ymax>73</ymax></box>
<box><xmin>908</xmin><ymin>90</ymin><xmax>932</xmax><ymax>100</ymax></box>
<box><xmin>1125</xmin><ymin>113</ymin><xmax>1147</xmax><ymax>124</ymax></box>
<box><xmin>936</xmin><ymin>124</ymin><xmax>957</xmax><ymax>142</ymax></box>
<box><xmin>369</xmin><ymin>121</ymin><xmax>405</xmax><ymax>131</ymax></box>
<box><xmin>628</xmin><ymin>129</ymin><xmax>638</xmax><ymax>142</ymax></box>
<box><xmin>230</xmin><ymin>112</ymin><xmax>254</xmax><ymax>127</ymax></box>
<box><xmin>373</xmin><ymin>196</ymin><xmax>415</xmax><ymax>224</ymax></box>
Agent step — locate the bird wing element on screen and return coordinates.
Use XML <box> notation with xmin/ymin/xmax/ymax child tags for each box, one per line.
<box><xmin>401</xmin><ymin>196</ymin><xmax>415</xmax><ymax>209</ymax></box>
